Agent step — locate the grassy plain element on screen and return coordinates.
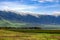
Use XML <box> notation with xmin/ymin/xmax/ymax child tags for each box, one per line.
<box><xmin>0</xmin><ymin>29</ymin><xmax>60</xmax><ymax>40</ymax></box>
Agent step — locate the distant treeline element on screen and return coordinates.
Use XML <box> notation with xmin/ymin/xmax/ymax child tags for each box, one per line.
<box><xmin>0</xmin><ymin>27</ymin><xmax>60</xmax><ymax>33</ymax></box>
<box><xmin>0</xmin><ymin>27</ymin><xmax>41</xmax><ymax>29</ymax></box>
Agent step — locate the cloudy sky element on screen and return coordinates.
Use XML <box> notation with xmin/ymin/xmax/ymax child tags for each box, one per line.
<box><xmin>0</xmin><ymin>0</ymin><xmax>60</xmax><ymax>15</ymax></box>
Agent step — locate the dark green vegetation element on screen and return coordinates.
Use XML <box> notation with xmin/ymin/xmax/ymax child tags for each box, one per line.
<box><xmin>0</xmin><ymin>24</ymin><xmax>60</xmax><ymax>33</ymax></box>
<box><xmin>0</xmin><ymin>28</ymin><xmax>60</xmax><ymax>33</ymax></box>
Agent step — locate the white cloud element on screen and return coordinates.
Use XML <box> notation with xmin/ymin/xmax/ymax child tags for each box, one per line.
<box><xmin>0</xmin><ymin>2</ymin><xmax>38</xmax><ymax>12</ymax></box>
<box><xmin>32</xmin><ymin>0</ymin><xmax>59</xmax><ymax>2</ymax></box>
<box><xmin>50</xmin><ymin>11</ymin><xmax>60</xmax><ymax>17</ymax></box>
<box><xmin>45</xmin><ymin>0</ymin><xmax>54</xmax><ymax>2</ymax></box>
<box><xmin>0</xmin><ymin>1</ymin><xmax>42</xmax><ymax>17</ymax></box>
<box><xmin>52</xmin><ymin>11</ymin><xmax>60</xmax><ymax>15</ymax></box>
<box><xmin>32</xmin><ymin>0</ymin><xmax>44</xmax><ymax>2</ymax></box>
<box><xmin>0</xmin><ymin>1</ymin><xmax>59</xmax><ymax>16</ymax></box>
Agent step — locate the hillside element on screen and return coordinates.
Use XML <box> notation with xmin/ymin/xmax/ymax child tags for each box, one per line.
<box><xmin>0</xmin><ymin>11</ymin><xmax>60</xmax><ymax>24</ymax></box>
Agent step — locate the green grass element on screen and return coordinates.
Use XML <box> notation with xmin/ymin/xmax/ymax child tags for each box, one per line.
<box><xmin>0</xmin><ymin>19</ymin><xmax>27</xmax><ymax>27</ymax></box>
<box><xmin>0</xmin><ymin>29</ymin><xmax>60</xmax><ymax>40</ymax></box>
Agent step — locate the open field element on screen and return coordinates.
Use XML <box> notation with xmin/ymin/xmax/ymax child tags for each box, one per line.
<box><xmin>0</xmin><ymin>29</ymin><xmax>60</xmax><ymax>40</ymax></box>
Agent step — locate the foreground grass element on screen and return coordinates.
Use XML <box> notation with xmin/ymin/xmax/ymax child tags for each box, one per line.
<box><xmin>0</xmin><ymin>29</ymin><xmax>60</xmax><ymax>40</ymax></box>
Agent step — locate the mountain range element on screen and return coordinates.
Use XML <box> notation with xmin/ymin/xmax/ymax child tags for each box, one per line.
<box><xmin>0</xmin><ymin>10</ymin><xmax>60</xmax><ymax>24</ymax></box>
<box><xmin>0</xmin><ymin>11</ymin><xmax>60</xmax><ymax>24</ymax></box>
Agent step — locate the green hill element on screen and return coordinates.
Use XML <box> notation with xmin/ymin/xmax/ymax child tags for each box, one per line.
<box><xmin>0</xmin><ymin>19</ymin><xmax>27</xmax><ymax>27</ymax></box>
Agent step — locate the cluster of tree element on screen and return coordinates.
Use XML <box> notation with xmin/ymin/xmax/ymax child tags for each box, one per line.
<box><xmin>20</xmin><ymin>27</ymin><xmax>41</xmax><ymax>29</ymax></box>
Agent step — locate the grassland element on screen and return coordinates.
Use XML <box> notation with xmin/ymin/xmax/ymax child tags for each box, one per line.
<box><xmin>0</xmin><ymin>29</ymin><xmax>60</xmax><ymax>40</ymax></box>
<box><xmin>0</xmin><ymin>20</ymin><xmax>60</xmax><ymax>40</ymax></box>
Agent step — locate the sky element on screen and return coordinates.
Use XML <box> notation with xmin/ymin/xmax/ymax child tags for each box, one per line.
<box><xmin>0</xmin><ymin>0</ymin><xmax>60</xmax><ymax>15</ymax></box>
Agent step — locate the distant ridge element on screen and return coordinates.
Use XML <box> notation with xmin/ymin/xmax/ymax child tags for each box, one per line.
<box><xmin>0</xmin><ymin>10</ymin><xmax>60</xmax><ymax>24</ymax></box>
